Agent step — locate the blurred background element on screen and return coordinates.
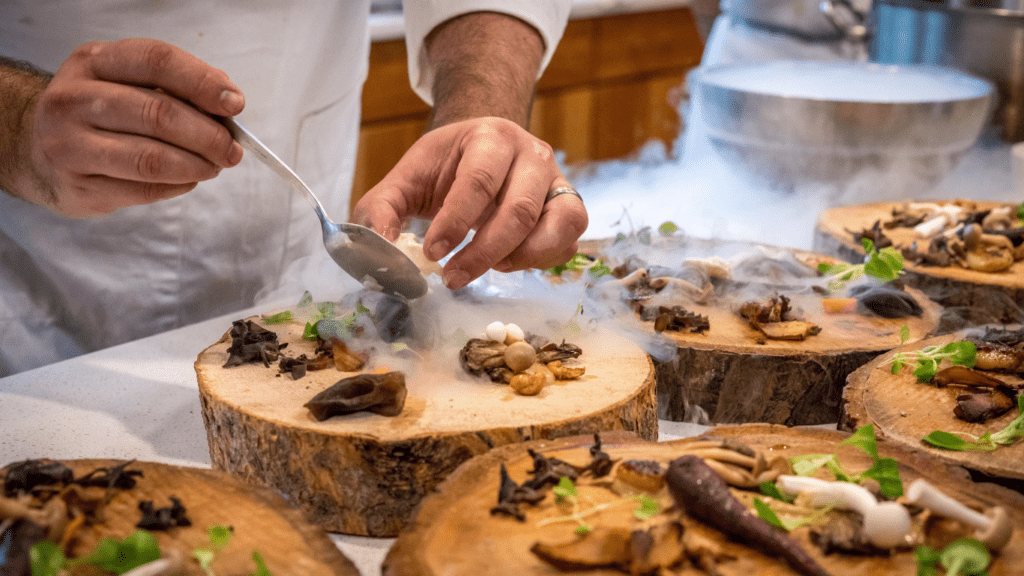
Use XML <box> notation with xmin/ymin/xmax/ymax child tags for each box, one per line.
<box><xmin>358</xmin><ymin>0</ymin><xmax>1024</xmax><ymax>249</ymax></box>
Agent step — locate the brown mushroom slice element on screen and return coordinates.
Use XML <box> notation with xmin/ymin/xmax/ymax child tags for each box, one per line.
<box><xmin>531</xmin><ymin>526</ymin><xmax>633</xmax><ymax>571</ymax></box>
<box><xmin>630</xmin><ymin>521</ymin><xmax>685</xmax><ymax>574</ymax></box>
<box><xmin>973</xmin><ymin>344</ymin><xmax>1024</xmax><ymax>373</ymax></box>
<box><xmin>615</xmin><ymin>459</ymin><xmax>666</xmax><ymax>493</ymax></box>
<box><xmin>954</xmin><ymin>389</ymin><xmax>1015</xmax><ymax>423</ymax></box>
<box><xmin>329</xmin><ymin>338</ymin><xmax>365</xmax><ymax>372</ymax></box>
<box><xmin>547</xmin><ymin>360</ymin><xmax>585</xmax><ymax>380</ymax></box>
<box><xmin>757</xmin><ymin>321</ymin><xmax>822</xmax><ymax>341</ymax></box>
<box><xmin>304</xmin><ymin>371</ymin><xmax>407</xmax><ymax>420</ymax></box>
<box><xmin>931</xmin><ymin>366</ymin><xmax>1007</xmax><ymax>389</ymax></box>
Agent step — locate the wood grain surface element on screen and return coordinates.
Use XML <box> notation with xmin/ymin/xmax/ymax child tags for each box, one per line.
<box><xmin>385</xmin><ymin>424</ymin><xmax>1024</xmax><ymax>576</ymax></box>
<box><xmin>196</xmin><ymin>317</ymin><xmax>658</xmax><ymax>537</ymax></box>
<box><xmin>0</xmin><ymin>459</ymin><xmax>358</xmax><ymax>576</ymax></box>
<box><xmin>842</xmin><ymin>331</ymin><xmax>1024</xmax><ymax>483</ymax></box>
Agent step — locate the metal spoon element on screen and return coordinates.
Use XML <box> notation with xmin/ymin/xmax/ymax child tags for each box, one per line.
<box><xmin>222</xmin><ymin>117</ymin><xmax>428</xmax><ymax>299</ymax></box>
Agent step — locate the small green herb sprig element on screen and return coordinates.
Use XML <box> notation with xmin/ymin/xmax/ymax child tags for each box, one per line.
<box><xmin>923</xmin><ymin>394</ymin><xmax>1024</xmax><ymax>452</ymax></box>
<box><xmin>885</xmin><ymin>330</ymin><xmax>977</xmax><ymax>383</ymax></box>
<box><xmin>30</xmin><ymin>526</ymin><xmax>274</xmax><ymax>576</ymax></box>
<box><xmin>536</xmin><ymin>477</ymin><xmax>660</xmax><ymax>535</ymax></box>
<box><xmin>788</xmin><ymin>424</ymin><xmax>904</xmax><ymax>499</ymax></box>
<box><xmin>915</xmin><ymin>538</ymin><xmax>991</xmax><ymax>576</ymax></box>
<box><xmin>547</xmin><ymin>253</ymin><xmax>611</xmax><ymax>279</ymax></box>
<box><xmin>31</xmin><ymin>531</ymin><xmax>160</xmax><ymax>576</ymax></box>
<box><xmin>752</xmin><ymin>497</ymin><xmax>830</xmax><ymax>532</ymax></box>
<box><xmin>817</xmin><ymin>238</ymin><xmax>904</xmax><ymax>292</ymax></box>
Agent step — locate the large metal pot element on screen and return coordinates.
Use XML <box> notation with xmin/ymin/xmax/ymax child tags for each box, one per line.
<box><xmin>872</xmin><ymin>0</ymin><xmax>1024</xmax><ymax>141</ymax></box>
<box><xmin>696</xmin><ymin>60</ymin><xmax>993</xmax><ymax>194</ymax></box>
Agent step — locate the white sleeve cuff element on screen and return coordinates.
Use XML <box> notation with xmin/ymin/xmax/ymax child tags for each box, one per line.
<box><xmin>402</xmin><ymin>0</ymin><xmax>572</xmax><ymax>106</ymax></box>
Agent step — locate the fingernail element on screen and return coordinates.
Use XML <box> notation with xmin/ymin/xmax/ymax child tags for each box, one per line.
<box><xmin>227</xmin><ymin>142</ymin><xmax>243</xmax><ymax>165</ymax></box>
<box><xmin>427</xmin><ymin>239</ymin><xmax>451</xmax><ymax>261</ymax></box>
<box><xmin>443</xmin><ymin>269</ymin><xmax>470</xmax><ymax>290</ymax></box>
<box><xmin>495</xmin><ymin>258</ymin><xmax>513</xmax><ymax>273</ymax></box>
<box><xmin>220</xmin><ymin>90</ymin><xmax>244</xmax><ymax>114</ymax></box>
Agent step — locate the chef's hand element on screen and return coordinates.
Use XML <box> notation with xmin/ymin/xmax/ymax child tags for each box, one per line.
<box><xmin>13</xmin><ymin>39</ymin><xmax>244</xmax><ymax>217</ymax></box>
<box><xmin>352</xmin><ymin>116</ymin><xmax>588</xmax><ymax>290</ymax></box>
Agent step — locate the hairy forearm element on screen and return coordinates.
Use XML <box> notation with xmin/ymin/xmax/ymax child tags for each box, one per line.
<box><xmin>0</xmin><ymin>57</ymin><xmax>52</xmax><ymax>201</ymax></box>
<box><xmin>424</xmin><ymin>11</ymin><xmax>545</xmax><ymax>130</ymax></box>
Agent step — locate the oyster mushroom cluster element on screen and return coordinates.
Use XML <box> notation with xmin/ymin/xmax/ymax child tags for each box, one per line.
<box><xmin>874</xmin><ymin>201</ymin><xmax>1024</xmax><ymax>273</ymax></box>
<box><xmin>459</xmin><ymin>321</ymin><xmax>585</xmax><ymax>396</ymax></box>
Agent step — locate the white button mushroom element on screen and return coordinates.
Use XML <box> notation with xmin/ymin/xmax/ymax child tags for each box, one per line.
<box><xmin>503</xmin><ymin>323</ymin><xmax>525</xmax><ymax>344</ymax></box>
<box><xmin>905</xmin><ymin>478</ymin><xmax>1013</xmax><ymax>551</ymax></box>
<box><xmin>485</xmin><ymin>321</ymin><xmax>507</xmax><ymax>343</ymax></box>
<box><xmin>777</xmin><ymin>475</ymin><xmax>912</xmax><ymax>549</ymax></box>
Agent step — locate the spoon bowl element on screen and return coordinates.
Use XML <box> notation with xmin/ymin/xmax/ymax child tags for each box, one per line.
<box><xmin>223</xmin><ymin>117</ymin><xmax>428</xmax><ymax>299</ymax></box>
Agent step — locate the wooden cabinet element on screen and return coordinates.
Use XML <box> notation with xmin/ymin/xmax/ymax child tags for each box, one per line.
<box><xmin>351</xmin><ymin>7</ymin><xmax>705</xmax><ymax>212</ymax></box>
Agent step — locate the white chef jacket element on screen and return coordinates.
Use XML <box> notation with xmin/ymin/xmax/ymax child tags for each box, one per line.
<box><xmin>0</xmin><ymin>0</ymin><xmax>570</xmax><ymax>376</ymax></box>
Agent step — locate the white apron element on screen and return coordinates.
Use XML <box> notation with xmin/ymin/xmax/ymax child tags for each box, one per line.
<box><xmin>0</xmin><ymin>0</ymin><xmax>570</xmax><ymax>376</ymax></box>
<box><xmin>0</xmin><ymin>0</ymin><xmax>369</xmax><ymax>376</ymax></box>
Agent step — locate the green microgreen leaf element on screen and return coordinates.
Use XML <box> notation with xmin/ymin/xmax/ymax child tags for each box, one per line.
<box><xmin>914</xmin><ymin>544</ymin><xmax>942</xmax><ymax>576</ymax></box>
<box><xmin>940</xmin><ymin>538</ymin><xmax>991</xmax><ymax>576</ymax></box>
<box><xmin>900</xmin><ymin>324</ymin><xmax>911</xmax><ymax>345</ymax></box>
<box><xmin>588</xmin><ymin>259</ymin><xmax>611</xmax><ymax>278</ymax></box>
<box><xmin>861</xmin><ymin>457</ymin><xmax>904</xmax><ymax>499</ymax></box>
<box><xmin>753</xmin><ymin>497</ymin><xmax>787</xmax><ymax>529</ymax></box>
<box><xmin>791</xmin><ymin>425</ymin><xmax>903</xmax><ymax>496</ymax></box>
<box><xmin>195</xmin><ymin>548</ymin><xmax>217</xmax><ymax>576</ymax></box>
<box><xmin>297</xmin><ymin>291</ymin><xmax>313</xmax><ymax>307</ymax></box>
<box><xmin>658</xmin><ymin>221</ymin><xmax>680</xmax><ymax>236</ymax></box>
<box><xmin>72</xmin><ymin>530</ymin><xmax>161</xmax><ymax>575</ymax></box>
<box><xmin>922</xmin><ymin>430</ymin><xmax>995</xmax><ymax>452</ymax></box>
<box><xmin>261</xmin><ymin>311</ymin><xmax>293</xmax><ymax>324</ymax></box>
<box><xmin>29</xmin><ymin>542</ymin><xmax>65</xmax><ymax>576</ymax></box>
<box><xmin>840</xmin><ymin>424</ymin><xmax>880</xmax><ymax>460</ymax></box>
<box><xmin>302</xmin><ymin>321</ymin><xmax>319</xmax><ymax>341</ymax></box>
<box><xmin>819</xmin><ymin>239</ymin><xmax>905</xmax><ymax>292</ymax></box>
<box><xmin>552</xmin><ymin>477</ymin><xmax>578</xmax><ymax>503</ymax></box>
<box><xmin>885</xmin><ymin>341</ymin><xmax>977</xmax><ymax>382</ymax></box>
<box><xmin>759</xmin><ymin>481</ymin><xmax>793</xmax><ymax>503</ymax></box>
<box><xmin>632</xmin><ymin>495</ymin><xmax>660</xmax><ymax>520</ymax></box>
<box><xmin>990</xmin><ymin>394</ymin><xmax>1024</xmax><ymax>445</ymax></box>
<box><xmin>1017</xmin><ymin>202</ymin><xmax>1024</xmax><ymax>221</ymax></box>
<box><xmin>250</xmin><ymin>551</ymin><xmax>274</xmax><ymax>576</ymax></box>
<box><xmin>208</xmin><ymin>525</ymin><xmax>233</xmax><ymax>551</ymax></box>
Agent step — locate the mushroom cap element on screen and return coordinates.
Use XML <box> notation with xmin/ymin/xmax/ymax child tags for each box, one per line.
<box><xmin>504</xmin><ymin>341</ymin><xmax>537</xmax><ymax>373</ymax></box>
<box><xmin>862</xmin><ymin>501</ymin><xmax>912</xmax><ymax>549</ymax></box>
<box><xmin>485</xmin><ymin>321</ymin><xmax>507</xmax><ymax>343</ymax></box>
<box><xmin>977</xmin><ymin>506</ymin><xmax>1013</xmax><ymax>551</ymax></box>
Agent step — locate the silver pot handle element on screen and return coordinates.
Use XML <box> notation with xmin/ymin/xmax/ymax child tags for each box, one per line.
<box><xmin>820</xmin><ymin>0</ymin><xmax>869</xmax><ymax>41</ymax></box>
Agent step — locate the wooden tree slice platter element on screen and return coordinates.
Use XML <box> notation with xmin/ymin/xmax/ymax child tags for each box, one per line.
<box><xmin>577</xmin><ymin>238</ymin><xmax>942</xmax><ymax>425</ymax></box>
<box><xmin>385</xmin><ymin>424</ymin><xmax>1024</xmax><ymax>576</ymax></box>
<box><xmin>842</xmin><ymin>331</ymin><xmax>1024</xmax><ymax>484</ymax></box>
<box><xmin>813</xmin><ymin>200</ymin><xmax>1024</xmax><ymax>324</ymax></box>
<box><xmin>0</xmin><ymin>459</ymin><xmax>357</xmax><ymax>576</ymax></box>
<box><xmin>195</xmin><ymin>317</ymin><xmax>657</xmax><ymax>537</ymax></box>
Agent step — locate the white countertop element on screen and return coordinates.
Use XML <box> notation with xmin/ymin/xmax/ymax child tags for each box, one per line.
<box><xmin>0</xmin><ymin>304</ymin><xmax>711</xmax><ymax>576</ymax></box>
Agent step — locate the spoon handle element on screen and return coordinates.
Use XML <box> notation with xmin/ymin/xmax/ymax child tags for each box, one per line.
<box><xmin>221</xmin><ymin>116</ymin><xmax>330</xmax><ymax>221</ymax></box>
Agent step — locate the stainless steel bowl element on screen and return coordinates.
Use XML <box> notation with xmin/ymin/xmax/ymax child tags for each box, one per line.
<box><xmin>697</xmin><ymin>60</ymin><xmax>994</xmax><ymax>193</ymax></box>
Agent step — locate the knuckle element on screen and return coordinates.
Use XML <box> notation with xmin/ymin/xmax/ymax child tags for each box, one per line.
<box><xmin>563</xmin><ymin>206</ymin><xmax>589</xmax><ymax>238</ymax></box>
<box><xmin>131</xmin><ymin>145</ymin><xmax>167</xmax><ymax>179</ymax></box>
<box><xmin>141</xmin><ymin>95</ymin><xmax>178</xmax><ymax>133</ymax></box>
<box><xmin>504</xmin><ymin>196</ymin><xmax>543</xmax><ymax>232</ymax></box>
<box><xmin>462</xmin><ymin>169</ymin><xmax>503</xmax><ymax>202</ymax></box>
<box><xmin>140</xmin><ymin>42</ymin><xmax>176</xmax><ymax>75</ymax></box>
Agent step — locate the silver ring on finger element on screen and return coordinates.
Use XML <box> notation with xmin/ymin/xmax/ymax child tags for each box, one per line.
<box><xmin>545</xmin><ymin>185</ymin><xmax>583</xmax><ymax>205</ymax></box>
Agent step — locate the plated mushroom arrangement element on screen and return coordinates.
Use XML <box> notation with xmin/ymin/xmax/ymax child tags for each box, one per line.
<box><xmin>384</xmin><ymin>425</ymin><xmax>1024</xmax><ymax>576</ymax></box>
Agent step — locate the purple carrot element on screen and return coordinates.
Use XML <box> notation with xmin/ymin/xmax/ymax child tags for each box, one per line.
<box><xmin>666</xmin><ymin>455</ymin><xmax>832</xmax><ymax>576</ymax></box>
